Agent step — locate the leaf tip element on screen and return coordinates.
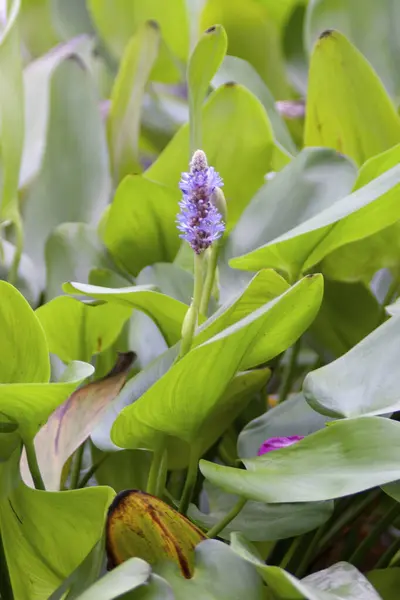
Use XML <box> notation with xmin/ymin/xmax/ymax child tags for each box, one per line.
<box><xmin>147</xmin><ymin>19</ymin><xmax>159</xmax><ymax>30</ymax></box>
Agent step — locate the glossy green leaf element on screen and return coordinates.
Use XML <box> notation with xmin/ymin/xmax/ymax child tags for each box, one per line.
<box><xmin>95</xmin><ymin>355</ymin><xmax>268</xmax><ymax>470</ymax></box>
<box><xmin>111</xmin><ymin>276</ymin><xmax>322</xmax><ymax>452</ymax></box>
<box><xmin>367</xmin><ymin>569</ymin><xmax>400</xmax><ymax>600</ymax></box>
<box><xmin>189</xmin><ymin>480</ymin><xmax>333</xmax><ymax>542</ymax></box>
<box><xmin>187</xmin><ymin>24</ymin><xmax>227</xmax><ymax>150</ymax></box>
<box><xmin>323</xmin><ymin>144</ymin><xmax>400</xmax><ymax>282</ymax></box>
<box><xmin>232</xmin><ymin>534</ymin><xmax>382</xmax><ymax>600</ymax></box>
<box><xmin>283</xmin><ymin>2</ymin><xmax>308</xmax><ymax>96</ymax></box>
<box><xmin>0</xmin><ymin>458</ymin><xmax>114</xmax><ymax>600</ymax></box>
<box><xmin>194</xmin><ymin>269</ymin><xmax>322</xmax><ymax>372</ymax></box>
<box><xmin>36</xmin><ymin>296</ymin><xmax>131</xmax><ymax>363</ymax></box>
<box><xmin>91</xmin><ymin>345</ymin><xmax>178</xmax><ymax>455</ymax></box>
<box><xmin>20</xmin><ymin>36</ymin><xmax>93</xmax><ymax>190</ymax></box>
<box><xmin>104</xmin><ymin>177</ymin><xmax>181</xmax><ymax>277</ymax></box>
<box><xmin>194</xmin><ymin>269</ymin><xmax>289</xmax><ymax>348</ymax></box>
<box><xmin>309</xmin><ymin>280</ymin><xmax>381</xmax><ymax>358</ymax></box>
<box><xmin>305</xmin><ymin>0</ymin><xmax>400</xmax><ymax>100</ymax></box>
<box><xmin>230</xmin><ymin>162</ymin><xmax>400</xmax><ymax>280</ymax></box>
<box><xmin>45</xmin><ymin>223</ymin><xmax>115</xmax><ymax>300</ymax></box>
<box><xmin>0</xmin><ymin>361</ymin><xmax>93</xmax><ymax>441</ymax></box>
<box><xmin>51</xmin><ymin>0</ymin><xmax>95</xmax><ymax>40</ymax></box>
<box><xmin>88</xmin><ymin>0</ymin><xmax>189</xmax><ymax>62</ymax></box>
<box><xmin>304</xmin><ymin>314</ymin><xmax>400</xmax><ymax>418</ymax></box>
<box><xmin>76</xmin><ymin>558</ymin><xmax>152</xmax><ymax>600</ymax></box>
<box><xmin>227</xmin><ymin>147</ymin><xmax>356</xmax><ymax>278</ymax></box>
<box><xmin>137</xmin><ymin>263</ymin><xmax>194</xmax><ymax>305</ymax></box>
<box><xmin>19</xmin><ymin>0</ymin><xmax>59</xmax><ymax>57</ymax></box>
<box><xmin>0</xmin><ymin>0</ymin><xmax>24</xmax><ymax>222</ymax></box>
<box><xmin>200</xmin><ymin>0</ymin><xmax>291</xmax><ymax>99</ymax></box>
<box><xmin>63</xmin><ymin>281</ymin><xmax>190</xmax><ymax>347</ymax></box>
<box><xmin>22</xmin><ymin>354</ymin><xmax>134</xmax><ymax>490</ymax></box>
<box><xmin>238</xmin><ymin>393</ymin><xmax>330</xmax><ymax>459</ymax></box>
<box><xmin>305</xmin><ymin>30</ymin><xmax>400</xmax><ymax>165</ymax></box>
<box><xmin>23</xmin><ymin>57</ymin><xmax>111</xmax><ymax>287</ymax></box>
<box><xmin>49</xmin><ymin>540</ymin><xmax>124</xmax><ymax>600</ymax></box>
<box><xmin>93</xmin><ymin>447</ymin><xmax>151</xmax><ymax>493</ymax></box>
<box><xmin>201</xmin><ymin>417</ymin><xmax>400</xmax><ymax>503</ymax></box>
<box><xmin>107</xmin><ymin>21</ymin><xmax>161</xmax><ymax>182</ymax></box>
<box><xmin>154</xmin><ymin>539</ymin><xmax>264</xmax><ymax>600</ymax></box>
<box><xmin>213</xmin><ymin>55</ymin><xmax>296</xmax><ymax>158</ymax></box>
<box><xmin>146</xmin><ymin>83</ymin><xmax>275</xmax><ymax>228</ymax></box>
<box><xmin>0</xmin><ymin>280</ymin><xmax>50</xmax><ymax>383</ymax></box>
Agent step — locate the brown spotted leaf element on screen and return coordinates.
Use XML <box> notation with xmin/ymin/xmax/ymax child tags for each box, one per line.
<box><xmin>106</xmin><ymin>490</ymin><xmax>206</xmax><ymax>578</ymax></box>
<box><xmin>21</xmin><ymin>352</ymin><xmax>135</xmax><ymax>490</ymax></box>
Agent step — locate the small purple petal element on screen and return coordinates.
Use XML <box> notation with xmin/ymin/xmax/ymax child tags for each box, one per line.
<box><xmin>257</xmin><ymin>435</ymin><xmax>304</xmax><ymax>456</ymax></box>
<box><xmin>176</xmin><ymin>149</ymin><xmax>225</xmax><ymax>254</ymax></box>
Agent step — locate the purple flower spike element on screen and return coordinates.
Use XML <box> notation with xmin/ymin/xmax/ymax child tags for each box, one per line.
<box><xmin>177</xmin><ymin>149</ymin><xmax>225</xmax><ymax>254</ymax></box>
<box><xmin>257</xmin><ymin>435</ymin><xmax>304</xmax><ymax>456</ymax></box>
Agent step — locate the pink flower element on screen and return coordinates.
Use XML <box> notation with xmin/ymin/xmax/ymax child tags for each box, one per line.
<box><xmin>257</xmin><ymin>435</ymin><xmax>304</xmax><ymax>456</ymax></box>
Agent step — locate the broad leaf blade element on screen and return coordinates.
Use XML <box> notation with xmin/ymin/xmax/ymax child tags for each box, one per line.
<box><xmin>201</xmin><ymin>417</ymin><xmax>400</xmax><ymax>503</ymax></box>
<box><xmin>305</xmin><ymin>30</ymin><xmax>400</xmax><ymax>165</ymax></box>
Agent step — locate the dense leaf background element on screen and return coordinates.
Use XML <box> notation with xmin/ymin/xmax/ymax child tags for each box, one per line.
<box><xmin>1</xmin><ymin>1</ymin><xmax>400</xmax><ymax>599</ymax></box>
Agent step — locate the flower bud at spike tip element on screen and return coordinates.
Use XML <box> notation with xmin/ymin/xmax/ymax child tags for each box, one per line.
<box><xmin>177</xmin><ymin>150</ymin><xmax>225</xmax><ymax>254</ymax></box>
<box><xmin>257</xmin><ymin>435</ymin><xmax>304</xmax><ymax>456</ymax></box>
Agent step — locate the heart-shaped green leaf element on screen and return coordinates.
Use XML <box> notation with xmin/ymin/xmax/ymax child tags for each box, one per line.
<box><xmin>187</xmin><ymin>24</ymin><xmax>227</xmax><ymax>150</ymax></box>
<box><xmin>111</xmin><ymin>276</ymin><xmax>322</xmax><ymax>453</ymax></box>
<box><xmin>0</xmin><ymin>281</ymin><xmax>50</xmax><ymax>383</ymax></box>
<box><xmin>63</xmin><ymin>281</ymin><xmax>190</xmax><ymax>347</ymax></box>
<box><xmin>230</xmin><ymin>162</ymin><xmax>400</xmax><ymax>281</ymax></box>
<box><xmin>107</xmin><ymin>21</ymin><xmax>161</xmax><ymax>182</ymax></box>
<box><xmin>36</xmin><ymin>296</ymin><xmax>131</xmax><ymax>363</ymax></box>
<box><xmin>154</xmin><ymin>538</ymin><xmax>265</xmax><ymax>600</ymax></box>
<box><xmin>0</xmin><ymin>456</ymin><xmax>114</xmax><ymax>600</ymax></box>
<box><xmin>232</xmin><ymin>533</ymin><xmax>382</xmax><ymax>600</ymax></box>
<box><xmin>104</xmin><ymin>177</ymin><xmax>181</xmax><ymax>277</ymax></box>
<box><xmin>305</xmin><ymin>30</ymin><xmax>400</xmax><ymax>165</ymax></box>
<box><xmin>305</xmin><ymin>0</ymin><xmax>400</xmax><ymax>100</ymax></box>
<box><xmin>189</xmin><ymin>480</ymin><xmax>333</xmax><ymax>542</ymax></box>
<box><xmin>201</xmin><ymin>417</ymin><xmax>400</xmax><ymax>503</ymax></box>
<box><xmin>303</xmin><ymin>314</ymin><xmax>400</xmax><ymax>418</ymax></box>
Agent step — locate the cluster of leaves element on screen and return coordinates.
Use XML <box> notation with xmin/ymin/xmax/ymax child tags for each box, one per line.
<box><xmin>2</xmin><ymin>0</ymin><xmax>400</xmax><ymax>599</ymax></box>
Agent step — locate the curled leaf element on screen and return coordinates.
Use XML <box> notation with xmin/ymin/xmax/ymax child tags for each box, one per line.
<box><xmin>106</xmin><ymin>490</ymin><xmax>206</xmax><ymax>578</ymax></box>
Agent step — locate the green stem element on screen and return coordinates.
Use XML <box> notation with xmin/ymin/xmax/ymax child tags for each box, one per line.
<box><xmin>0</xmin><ymin>529</ymin><xmax>13</xmax><ymax>600</ymax></box>
<box><xmin>78</xmin><ymin>455</ymin><xmax>108</xmax><ymax>489</ymax></box>
<box><xmin>24</xmin><ymin>439</ymin><xmax>45</xmax><ymax>491</ymax></box>
<box><xmin>147</xmin><ymin>443</ymin><xmax>165</xmax><ymax>496</ymax></box>
<box><xmin>179</xmin><ymin>253</ymin><xmax>204</xmax><ymax>359</ymax></box>
<box><xmin>348</xmin><ymin>501</ymin><xmax>400</xmax><ymax>567</ymax></box>
<box><xmin>155</xmin><ymin>450</ymin><xmax>168</xmax><ymax>498</ymax></box>
<box><xmin>179</xmin><ymin>448</ymin><xmax>199</xmax><ymax>515</ymax></box>
<box><xmin>279</xmin><ymin>537</ymin><xmax>302</xmax><ymax>570</ymax></box>
<box><xmin>279</xmin><ymin>338</ymin><xmax>301</xmax><ymax>403</ymax></box>
<box><xmin>199</xmin><ymin>244</ymin><xmax>219</xmax><ymax>316</ymax></box>
<box><xmin>207</xmin><ymin>497</ymin><xmax>247</xmax><ymax>539</ymax></box>
<box><xmin>374</xmin><ymin>534</ymin><xmax>400</xmax><ymax>569</ymax></box>
<box><xmin>318</xmin><ymin>490</ymin><xmax>380</xmax><ymax>554</ymax></box>
<box><xmin>295</xmin><ymin>524</ymin><xmax>326</xmax><ymax>577</ymax></box>
<box><xmin>70</xmin><ymin>443</ymin><xmax>85</xmax><ymax>490</ymax></box>
<box><xmin>7</xmin><ymin>215</ymin><xmax>23</xmax><ymax>287</ymax></box>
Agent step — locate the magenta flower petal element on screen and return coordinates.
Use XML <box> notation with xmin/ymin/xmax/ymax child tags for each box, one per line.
<box><xmin>257</xmin><ymin>435</ymin><xmax>304</xmax><ymax>456</ymax></box>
